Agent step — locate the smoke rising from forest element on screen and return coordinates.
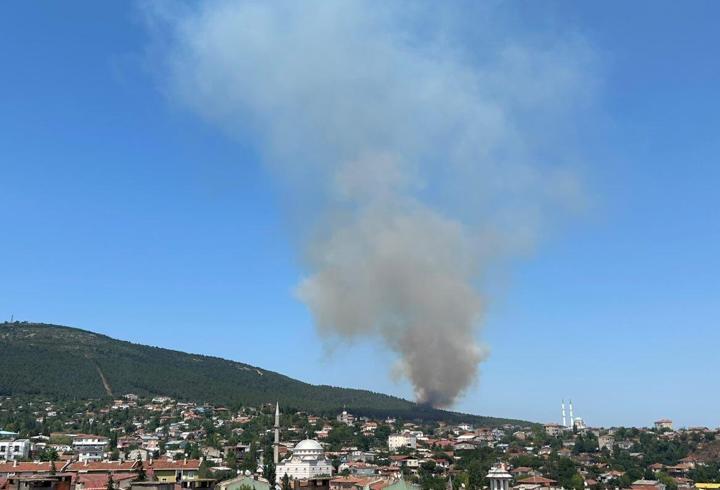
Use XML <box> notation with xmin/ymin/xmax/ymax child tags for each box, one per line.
<box><xmin>148</xmin><ymin>0</ymin><xmax>594</xmax><ymax>407</ymax></box>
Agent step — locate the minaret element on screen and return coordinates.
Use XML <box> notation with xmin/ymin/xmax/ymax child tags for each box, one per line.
<box><xmin>569</xmin><ymin>400</ymin><xmax>574</xmax><ymax>429</ymax></box>
<box><xmin>561</xmin><ymin>400</ymin><xmax>567</xmax><ymax>428</ymax></box>
<box><xmin>274</xmin><ymin>402</ymin><xmax>280</xmax><ymax>465</ymax></box>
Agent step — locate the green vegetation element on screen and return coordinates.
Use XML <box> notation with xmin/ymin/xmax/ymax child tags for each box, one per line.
<box><xmin>0</xmin><ymin>322</ymin><xmax>526</xmax><ymax>426</ymax></box>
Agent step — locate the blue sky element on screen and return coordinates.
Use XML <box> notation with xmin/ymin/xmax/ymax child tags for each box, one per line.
<box><xmin>1</xmin><ymin>1</ymin><xmax>719</xmax><ymax>428</ymax></box>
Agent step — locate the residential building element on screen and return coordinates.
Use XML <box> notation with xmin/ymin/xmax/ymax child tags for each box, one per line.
<box><xmin>5</xmin><ymin>474</ymin><xmax>73</xmax><ymax>490</ymax></box>
<box><xmin>329</xmin><ymin>476</ymin><xmax>385</xmax><ymax>490</ymax></box>
<box><xmin>0</xmin><ymin>439</ymin><xmax>31</xmax><ymax>461</ymax></box>
<box><xmin>598</xmin><ymin>435</ymin><xmax>615</xmax><ymax>451</ymax></box>
<box><xmin>388</xmin><ymin>434</ymin><xmax>416</xmax><ymax>451</ymax></box>
<box><xmin>146</xmin><ymin>459</ymin><xmax>201</xmax><ymax>483</ymax></box>
<box><xmin>217</xmin><ymin>475</ymin><xmax>271</xmax><ymax>490</ymax></box>
<box><xmin>632</xmin><ymin>480</ymin><xmax>667</xmax><ymax>490</ymax></box>
<box><xmin>515</xmin><ymin>476</ymin><xmax>561</xmax><ymax>490</ymax></box>
<box><xmin>337</xmin><ymin>410</ymin><xmax>355</xmax><ymax>427</ymax></box>
<box><xmin>543</xmin><ymin>424</ymin><xmax>563</xmax><ymax>437</ymax></box>
<box><xmin>72</xmin><ymin>435</ymin><xmax>109</xmax><ymax>462</ymax></box>
<box><xmin>0</xmin><ymin>461</ymin><xmax>58</xmax><ymax>478</ymax></box>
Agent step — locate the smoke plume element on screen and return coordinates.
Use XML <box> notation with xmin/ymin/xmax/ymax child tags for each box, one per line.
<box><xmin>148</xmin><ymin>0</ymin><xmax>594</xmax><ymax>407</ymax></box>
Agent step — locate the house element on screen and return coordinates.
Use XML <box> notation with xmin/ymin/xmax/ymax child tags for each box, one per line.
<box><xmin>598</xmin><ymin>471</ymin><xmax>625</xmax><ymax>484</ymax></box>
<box><xmin>544</xmin><ymin>424</ymin><xmax>563</xmax><ymax>437</ymax></box>
<box><xmin>71</xmin><ymin>435</ymin><xmax>109</xmax><ymax>462</ymax></box>
<box><xmin>329</xmin><ymin>476</ymin><xmax>385</xmax><ymax>490</ymax></box>
<box><xmin>654</xmin><ymin>420</ymin><xmax>673</xmax><ymax>431</ymax></box>
<box><xmin>513</xmin><ymin>432</ymin><xmax>528</xmax><ymax>441</ymax></box>
<box><xmin>380</xmin><ymin>480</ymin><xmax>421</xmax><ymax>490</ymax></box>
<box><xmin>0</xmin><ymin>439</ymin><xmax>31</xmax><ymax>461</ymax></box>
<box><xmin>337</xmin><ymin>462</ymin><xmax>378</xmax><ymax>477</ymax></box>
<box><xmin>665</xmin><ymin>464</ymin><xmax>693</xmax><ymax>477</ymax></box>
<box><xmin>216</xmin><ymin>475</ymin><xmax>271</xmax><ymax>490</ymax></box>
<box><xmin>511</xmin><ymin>467</ymin><xmax>539</xmax><ymax>478</ymax></box>
<box><xmin>677</xmin><ymin>456</ymin><xmax>702</xmax><ymax>469</ymax></box>
<box><xmin>453</xmin><ymin>443</ymin><xmax>475</xmax><ymax>451</ymax></box>
<box><xmin>65</xmin><ymin>461</ymin><xmax>140</xmax><ymax>474</ymax></box>
<box><xmin>598</xmin><ymin>436</ymin><xmax>614</xmax><ymax>451</ymax></box>
<box><xmin>0</xmin><ymin>461</ymin><xmax>60</xmax><ymax>478</ymax></box>
<box><xmin>4</xmin><ymin>474</ymin><xmax>73</xmax><ymax>490</ymax></box>
<box><xmin>515</xmin><ymin>476</ymin><xmax>560</xmax><ymax>490</ymax></box>
<box><xmin>631</xmin><ymin>480</ymin><xmax>666</xmax><ymax>490</ymax></box>
<box><xmin>128</xmin><ymin>449</ymin><xmax>152</xmax><ymax>462</ymax></box>
<box><xmin>617</xmin><ymin>440</ymin><xmax>634</xmax><ymax>450</ymax></box>
<box><xmin>145</xmin><ymin>459</ymin><xmax>201</xmax><ymax>483</ymax></box>
<box><xmin>337</xmin><ymin>410</ymin><xmax>355</xmax><ymax>427</ymax></box>
<box><xmin>388</xmin><ymin>434</ymin><xmax>416</xmax><ymax>452</ymax></box>
<box><xmin>76</xmin><ymin>472</ymin><xmax>139</xmax><ymax>490</ymax></box>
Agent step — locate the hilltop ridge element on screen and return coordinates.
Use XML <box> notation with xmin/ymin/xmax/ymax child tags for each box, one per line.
<box><xmin>0</xmin><ymin>322</ymin><xmax>529</xmax><ymax>426</ymax></box>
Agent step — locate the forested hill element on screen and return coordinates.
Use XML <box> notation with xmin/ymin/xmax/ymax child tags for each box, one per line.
<box><xmin>0</xmin><ymin>322</ymin><xmax>528</xmax><ymax>426</ymax></box>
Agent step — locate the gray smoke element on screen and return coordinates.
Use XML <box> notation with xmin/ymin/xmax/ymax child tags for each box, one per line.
<box><xmin>148</xmin><ymin>0</ymin><xmax>594</xmax><ymax>407</ymax></box>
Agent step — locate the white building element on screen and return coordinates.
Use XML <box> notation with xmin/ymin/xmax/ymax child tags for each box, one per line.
<box><xmin>0</xmin><ymin>439</ymin><xmax>31</xmax><ymax>461</ymax></box>
<box><xmin>388</xmin><ymin>433</ymin><xmax>416</xmax><ymax>451</ymax></box>
<box><xmin>72</xmin><ymin>435</ymin><xmax>109</xmax><ymax>462</ymax></box>
<box><xmin>486</xmin><ymin>463</ymin><xmax>512</xmax><ymax>490</ymax></box>
<box><xmin>275</xmin><ymin>439</ymin><xmax>334</xmax><ymax>483</ymax></box>
<box><xmin>337</xmin><ymin>409</ymin><xmax>355</xmax><ymax>426</ymax></box>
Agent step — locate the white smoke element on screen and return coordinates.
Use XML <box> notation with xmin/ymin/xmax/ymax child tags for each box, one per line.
<box><xmin>146</xmin><ymin>0</ymin><xmax>595</xmax><ymax>407</ymax></box>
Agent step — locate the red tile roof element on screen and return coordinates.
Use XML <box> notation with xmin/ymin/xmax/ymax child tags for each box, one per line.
<box><xmin>0</xmin><ymin>462</ymin><xmax>57</xmax><ymax>474</ymax></box>
<box><xmin>77</xmin><ymin>473</ymin><xmax>138</xmax><ymax>490</ymax></box>
<box><xmin>517</xmin><ymin>476</ymin><xmax>558</xmax><ymax>485</ymax></box>
<box><xmin>144</xmin><ymin>460</ymin><xmax>201</xmax><ymax>471</ymax></box>
<box><xmin>66</xmin><ymin>461</ymin><xmax>140</xmax><ymax>473</ymax></box>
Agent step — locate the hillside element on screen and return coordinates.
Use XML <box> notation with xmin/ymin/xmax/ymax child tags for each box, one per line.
<box><xmin>0</xmin><ymin>322</ymin><xmax>529</xmax><ymax>426</ymax></box>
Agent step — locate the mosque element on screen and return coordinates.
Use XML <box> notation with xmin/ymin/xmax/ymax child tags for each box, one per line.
<box><xmin>274</xmin><ymin>403</ymin><xmax>334</xmax><ymax>483</ymax></box>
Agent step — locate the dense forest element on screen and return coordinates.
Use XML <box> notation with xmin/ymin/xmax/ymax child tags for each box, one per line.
<box><xmin>0</xmin><ymin>322</ymin><xmax>525</xmax><ymax>426</ymax></box>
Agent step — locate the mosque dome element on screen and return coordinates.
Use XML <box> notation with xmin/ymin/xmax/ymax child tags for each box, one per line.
<box><xmin>294</xmin><ymin>439</ymin><xmax>323</xmax><ymax>452</ymax></box>
<box><xmin>292</xmin><ymin>439</ymin><xmax>325</xmax><ymax>461</ymax></box>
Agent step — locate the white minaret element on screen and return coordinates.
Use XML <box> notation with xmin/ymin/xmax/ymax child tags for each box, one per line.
<box><xmin>274</xmin><ymin>402</ymin><xmax>280</xmax><ymax>465</ymax></box>
<box><xmin>569</xmin><ymin>400</ymin><xmax>575</xmax><ymax>429</ymax></box>
<box><xmin>561</xmin><ymin>400</ymin><xmax>567</xmax><ymax>428</ymax></box>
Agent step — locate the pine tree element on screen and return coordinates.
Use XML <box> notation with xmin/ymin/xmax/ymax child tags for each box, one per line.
<box><xmin>136</xmin><ymin>459</ymin><xmax>147</xmax><ymax>482</ymax></box>
<box><xmin>281</xmin><ymin>474</ymin><xmax>291</xmax><ymax>490</ymax></box>
<box><xmin>263</xmin><ymin>461</ymin><xmax>276</xmax><ymax>485</ymax></box>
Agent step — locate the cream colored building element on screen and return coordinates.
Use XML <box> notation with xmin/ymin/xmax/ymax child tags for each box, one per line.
<box><xmin>275</xmin><ymin>439</ymin><xmax>333</xmax><ymax>483</ymax></box>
